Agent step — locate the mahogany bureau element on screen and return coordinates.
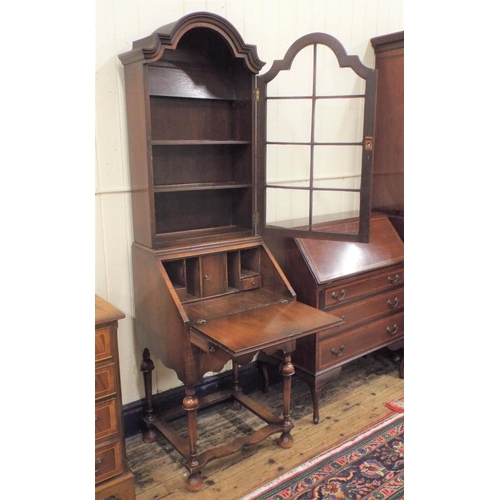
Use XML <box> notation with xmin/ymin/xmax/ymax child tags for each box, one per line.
<box><xmin>261</xmin><ymin>215</ymin><xmax>404</xmax><ymax>423</ymax></box>
<box><xmin>95</xmin><ymin>295</ymin><xmax>135</xmax><ymax>500</ymax></box>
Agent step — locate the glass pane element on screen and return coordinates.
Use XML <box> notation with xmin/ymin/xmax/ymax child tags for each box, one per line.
<box><xmin>267</xmin><ymin>145</ymin><xmax>310</xmax><ymax>186</ymax></box>
<box><xmin>312</xmin><ymin>190</ymin><xmax>360</xmax><ymax>227</ymax></box>
<box><xmin>315</xmin><ymin>97</ymin><xmax>364</xmax><ymax>143</ymax></box>
<box><xmin>267</xmin><ymin>99</ymin><xmax>312</xmax><ymax>143</ymax></box>
<box><xmin>313</xmin><ymin>145</ymin><xmax>362</xmax><ymax>189</ymax></box>
<box><xmin>267</xmin><ymin>45</ymin><xmax>314</xmax><ymax>97</ymax></box>
<box><xmin>266</xmin><ymin>188</ymin><xmax>310</xmax><ymax>229</ymax></box>
<box><xmin>315</xmin><ymin>44</ymin><xmax>366</xmax><ymax>96</ymax></box>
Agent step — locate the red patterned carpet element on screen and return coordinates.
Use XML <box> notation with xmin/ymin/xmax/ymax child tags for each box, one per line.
<box><xmin>241</xmin><ymin>401</ymin><xmax>404</xmax><ymax>500</ymax></box>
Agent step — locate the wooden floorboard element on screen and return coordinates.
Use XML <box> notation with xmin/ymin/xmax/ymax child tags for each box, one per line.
<box><xmin>125</xmin><ymin>349</ymin><xmax>404</xmax><ymax>500</ymax></box>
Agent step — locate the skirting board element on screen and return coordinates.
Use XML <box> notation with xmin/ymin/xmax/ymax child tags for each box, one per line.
<box><xmin>122</xmin><ymin>361</ymin><xmax>281</xmax><ymax>438</ymax></box>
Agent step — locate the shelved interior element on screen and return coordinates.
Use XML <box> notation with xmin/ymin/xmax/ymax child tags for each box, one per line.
<box><xmin>147</xmin><ymin>27</ymin><xmax>255</xmax><ymax>245</ymax></box>
<box><xmin>163</xmin><ymin>247</ymin><xmax>262</xmax><ymax>303</ymax></box>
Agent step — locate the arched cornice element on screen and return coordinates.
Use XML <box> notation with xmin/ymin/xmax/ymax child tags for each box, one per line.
<box><xmin>118</xmin><ymin>11</ymin><xmax>265</xmax><ymax>73</ymax></box>
<box><xmin>260</xmin><ymin>32</ymin><xmax>374</xmax><ymax>83</ymax></box>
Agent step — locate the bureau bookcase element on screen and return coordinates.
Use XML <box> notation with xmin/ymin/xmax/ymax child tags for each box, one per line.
<box><xmin>119</xmin><ymin>12</ymin><xmax>377</xmax><ymax>490</ymax></box>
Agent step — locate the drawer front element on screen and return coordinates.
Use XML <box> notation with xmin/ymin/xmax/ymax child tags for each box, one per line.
<box><xmin>95</xmin><ymin>363</ymin><xmax>116</xmax><ymax>400</ymax></box>
<box><xmin>95</xmin><ymin>398</ymin><xmax>118</xmax><ymax>442</ymax></box>
<box><xmin>319</xmin><ymin>312</ymin><xmax>404</xmax><ymax>371</ymax></box>
<box><xmin>95</xmin><ymin>440</ymin><xmax>123</xmax><ymax>484</ymax></box>
<box><xmin>239</xmin><ymin>275</ymin><xmax>262</xmax><ymax>291</ymax></box>
<box><xmin>324</xmin><ymin>287</ymin><xmax>404</xmax><ymax>336</ymax></box>
<box><xmin>323</xmin><ymin>266</ymin><xmax>403</xmax><ymax>308</ymax></box>
<box><xmin>95</xmin><ymin>326</ymin><xmax>113</xmax><ymax>362</ymax></box>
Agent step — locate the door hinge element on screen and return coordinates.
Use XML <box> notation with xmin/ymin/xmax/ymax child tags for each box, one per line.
<box><xmin>254</xmin><ymin>88</ymin><xmax>260</xmax><ymax>101</ymax></box>
<box><xmin>253</xmin><ymin>212</ymin><xmax>259</xmax><ymax>224</ymax></box>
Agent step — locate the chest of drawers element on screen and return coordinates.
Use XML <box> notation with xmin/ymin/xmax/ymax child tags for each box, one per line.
<box><xmin>95</xmin><ymin>296</ymin><xmax>135</xmax><ymax>500</ymax></box>
<box><xmin>261</xmin><ymin>215</ymin><xmax>404</xmax><ymax>423</ymax></box>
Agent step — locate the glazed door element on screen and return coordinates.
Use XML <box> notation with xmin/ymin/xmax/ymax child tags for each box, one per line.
<box><xmin>256</xmin><ymin>33</ymin><xmax>377</xmax><ymax>243</ymax></box>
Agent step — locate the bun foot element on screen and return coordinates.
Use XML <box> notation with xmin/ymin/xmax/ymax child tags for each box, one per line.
<box><xmin>186</xmin><ymin>472</ymin><xmax>203</xmax><ymax>492</ymax></box>
<box><xmin>278</xmin><ymin>432</ymin><xmax>294</xmax><ymax>449</ymax></box>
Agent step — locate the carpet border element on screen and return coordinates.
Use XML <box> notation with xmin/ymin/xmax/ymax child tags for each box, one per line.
<box><xmin>239</xmin><ymin>411</ymin><xmax>404</xmax><ymax>500</ymax></box>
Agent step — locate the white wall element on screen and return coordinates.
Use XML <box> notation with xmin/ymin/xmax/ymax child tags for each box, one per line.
<box><xmin>95</xmin><ymin>0</ymin><xmax>404</xmax><ymax>405</ymax></box>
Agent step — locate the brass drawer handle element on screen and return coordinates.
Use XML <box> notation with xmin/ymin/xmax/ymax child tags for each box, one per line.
<box><xmin>331</xmin><ymin>345</ymin><xmax>345</xmax><ymax>357</ymax></box>
<box><xmin>331</xmin><ymin>289</ymin><xmax>346</xmax><ymax>301</ymax></box>
<box><xmin>387</xmin><ymin>298</ymin><xmax>400</xmax><ymax>308</ymax></box>
<box><xmin>335</xmin><ymin>315</ymin><xmax>346</xmax><ymax>326</ymax></box>
<box><xmin>95</xmin><ymin>458</ymin><xmax>103</xmax><ymax>473</ymax></box>
<box><xmin>204</xmin><ymin>274</ymin><xmax>210</xmax><ymax>281</ymax></box>
<box><xmin>387</xmin><ymin>274</ymin><xmax>400</xmax><ymax>284</ymax></box>
<box><xmin>386</xmin><ymin>324</ymin><xmax>399</xmax><ymax>336</ymax></box>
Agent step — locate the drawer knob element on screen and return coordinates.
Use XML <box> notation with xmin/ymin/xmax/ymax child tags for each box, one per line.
<box><xmin>204</xmin><ymin>274</ymin><xmax>210</xmax><ymax>281</ymax></box>
<box><xmin>387</xmin><ymin>298</ymin><xmax>400</xmax><ymax>308</ymax></box>
<box><xmin>331</xmin><ymin>345</ymin><xmax>345</xmax><ymax>357</ymax></box>
<box><xmin>386</xmin><ymin>324</ymin><xmax>399</xmax><ymax>336</ymax></box>
<box><xmin>387</xmin><ymin>274</ymin><xmax>400</xmax><ymax>284</ymax></box>
<box><xmin>331</xmin><ymin>289</ymin><xmax>346</xmax><ymax>301</ymax></box>
<box><xmin>95</xmin><ymin>458</ymin><xmax>103</xmax><ymax>473</ymax></box>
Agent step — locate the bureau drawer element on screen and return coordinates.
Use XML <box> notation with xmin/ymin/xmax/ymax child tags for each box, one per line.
<box><xmin>95</xmin><ymin>326</ymin><xmax>113</xmax><ymax>362</ymax></box>
<box><xmin>95</xmin><ymin>363</ymin><xmax>116</xmax><ymax>400</ymax></box>
<box><xmin>95</xmin><ymin>398</ymin><xmax>118</xmax><ymax>441</ymax></box>
<box><xmin>319</xmin><ymin>312</ymin><xmax>404</xmax><ymax>371</ymax></box>
<box><xmin>323</xmin><ymin>266</ymin><xmax>403</xmax><ymax>308</ymax></box>
<box><xmin>95</xmin><ymin>440</ymin><xmax>124</xmax><ymax>484</ymax></box>
<box><xmin>324</xmin><ymin>287</ymin><xmax>404</xmax><ymax>336</ymax></box>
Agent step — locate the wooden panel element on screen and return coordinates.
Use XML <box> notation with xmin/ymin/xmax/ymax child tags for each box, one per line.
<box><xmin>95</xmin><ymin>363</ymin><xmax>116</xmax><ymax>400</ymax></box>
<box><xmin>95</xmin><ymin>295</ymin><xmax>125</xmax><ymax>326</ymax></box>
<box><xmin>95</xmin><ymin>326</ymin><xmax>113</xmax><ymax>362</ymax></box>
<box><xmin>295</xmin><ymin>215</ymin><xmax>404</xmax><ymax>284</ymax></box>
<box><xmin>190</xmin><ymin>300</ymin><xmax>342</xmax><ymax>357</ymax></box>
<box><xmin>318</xmin><ymin>312</ymin><xmax>404</xmax><ymax>371</ymax></box>
<box><xmin>323</xmin><ymin>265</ymin><xmax>403</xmax><ymax>308</ymax></box>
<box><xmin>323</xmin><ymin>287</ymin><xmax>404</xmax><ymax>335</ymax></box>
<box><xmin>95</xmin><ymin>440</ymin><xmax>124</xmax><ymax>484</ymax></box>
<box><xmin>95</xmin><ymin>398</ymin><xmax>118</xmax><ymax>441</ymax></box>
<box><xmin>95</xmin><ymin>471</ymin><xmax>135</xmax><ymax>500</ymax></box>
<box><xmin>201</xmin><ymin>253</ymin><xmax>228</xmax><ymax>297</ymax></box>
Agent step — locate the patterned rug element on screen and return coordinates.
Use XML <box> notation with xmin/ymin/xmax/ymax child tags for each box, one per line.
<box><xmin>240</xmin><ymin>405</ymin><xmax>404</xmax><ymax>500</ymax></box>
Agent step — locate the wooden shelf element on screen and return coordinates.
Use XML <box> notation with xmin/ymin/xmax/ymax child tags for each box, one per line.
<box><xmin>154</xmin><ymin>182</ymin><xmax>252</xmax><ymax>193</ymax></box>
<box><xmin>151</xmin><ymin>140</ymin><xmax>250</xmax><ymax>146</ymax></box>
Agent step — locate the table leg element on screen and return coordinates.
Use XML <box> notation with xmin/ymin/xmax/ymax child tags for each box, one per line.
<box><xmin>183</xmin><ymin>386</ymin><xmax>203</xmax><ymax>492</ymax></box>
<box><xmin>230</xmin><ymin>361</ymin><xmax>242</xmax><ymax>410</ymax></box>
<box><xmin>278</xmin><ymin>351</ymin><xmax>295</xmax><ymax>449</ymax></box>
<box><xmin>140</xmin><ymin>348</ymin><xmax>157</xmax><ymax>443</ymax></box>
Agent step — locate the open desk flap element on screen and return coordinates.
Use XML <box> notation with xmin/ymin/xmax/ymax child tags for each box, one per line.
<box><xmin>190</xmin><ymin>300</ymin><xmax>342</xmax><ymax>357</ymax></box>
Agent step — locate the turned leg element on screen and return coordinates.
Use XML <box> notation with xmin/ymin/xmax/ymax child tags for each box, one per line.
<box><xmin>278</xmin><ymin>352</ymin><xmax>295</xmax><ymax>449</ymax></box>
<box><xmin>258</xmin><ymin>360</ymin><xmax>270</xmax><ymax>393</ymax></box>
<box><xmin>230</xmin><ymin>361</ymin><xmax>242</xmax><ymax>410</ymax></box>
<box><xmin>307</xmin><ymin>384</ymin><xmax>320</xmax><ymax>425</ymax></box>
<box><xmin>183</xmin><ymin>387</ymin><xmax>203</xmax><ymax>492</ymax></box>
<box><xmin>140</xmin><ymin>348</ymin><xmax>157</xmax><ymax>443</ymax></box>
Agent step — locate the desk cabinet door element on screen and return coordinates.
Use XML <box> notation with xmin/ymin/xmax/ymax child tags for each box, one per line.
<box><xmin>201</xmin><ymin>254</ymin><xmax>228</xmax><ymax>297</ymax></box>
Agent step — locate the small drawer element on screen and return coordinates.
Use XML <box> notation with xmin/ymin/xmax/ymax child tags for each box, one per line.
<box><xmin>239</xmin><ymin>275</ymin><xmax>261</xmax><ymax>291</ymax></box>
<box><xmin>95</xmin><ymin>326</ymin><xmax>113</xmax><ymax>362</ymax></box>
<box><xmin>95</xmin><ymin>363</ymin><xmax>116</xmax><ymax>400</ymax></box>
<box><xmin>95</xmin><ymin>440</ymin><xmax>123</xmax><ymax>484</ymax></box>
<box><xmin>324</xmin><ymin>287</ymin><xmax>404</xmax><ymax>335</ymax></box>
<box><xmin>95</xmin><ymin>398</ymin><xmax>118</xmax><ymax>442</ymax></box>
<box><xmin>319</xmin><ymin>312</ymin><xmax>404</xmax><ymax>371</ymax></box>
<box><xmin>323</xmin><ymin>266</ymin><xmax>404</xmax><ymax>308</ymax></box>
